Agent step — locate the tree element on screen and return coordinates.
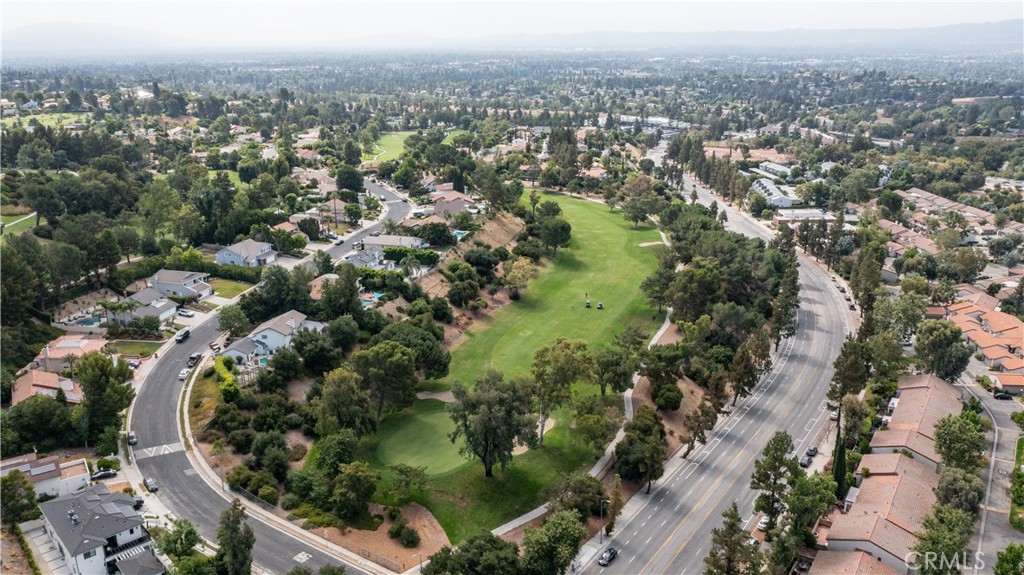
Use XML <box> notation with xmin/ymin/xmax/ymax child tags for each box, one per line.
<box><xmin>605</xmin><ymin>473</ymin><xmax>624</xmax><ymax>536</ymax></box>
<box><xmin>214</xmin><ymin>499</ymin><xmax>255</xmax><ymax>575</ymax></box>
<box><xmin>25</xmin><ymin>183</ymin><xmax>65</xmax><ymax>226</ymax></box>
<box><xmin>352</xmin><ymin>340</ymin><xmax>417</xmax><ymax>422</ymax></box>
<box><xmin>161</xmin><ymin>518</ymin><xmax>202</xmax><ymax>558</ymax></box>
<box><xmin>703</xmin><ymin>502</ymin><xmax>762</xmax><ymax>575</ymax></box>
<box><xmin>384</xmin><ymin>463</ymin><xmax>428</xmax><ymax>506</ymax></box>
<box><xmin>344</xmin><ymin>202</ymin><xmax>363</xmax><ymax>225</ymax></box>
<box><xmin>371</xmin><ymin>321</ymin><xmax>450</xmax><ymax>379</ymax></box>
<box><xmin>615</xmin><ymin>406</ymin><xmax>667</xmax><ymax>493</ymax></box>
<box><xmin>331</xmin><ymin>460</ymin><xmax>379</xmax><ymax>519</ymax></box>
<box><xmin>681</xmin><ymin>399</ymin><xmax>719</xmax><ymax>458</ymax></box>
<box><xmin>994</xmin><ymin>544</ymin><xmax>1024</xmax><ymax>575</ymax></box>
<box><xmin>935</xmin><ymin>467</ymin><xmax>985</xmax><ymax>517</ymax></box>
<box><xmin>670</xmin><ymin>257</ymin><xmax>725</xmax><ymax>323</ymax></box>
<box><xmin>546</xmin><ymin>470</ymin><xmax>606</xmax><ymax>519</ymax></box>
<box><xmin>310</xmin><ymin>430</ymin><xmax>358</xmax><ymax>476</ymax></box>
<box><xmin>750</xmin><ymin>431</ymin><xmax>799</xmax><ymax>533</ymax></box>
<box><xmin>531</xmin><ymin>338</ymin><xmax>590</xmax><ymax>446</ymax></box>
<box><xmin>912</xmin><ymin>504</ymin><xmax>975</xmax><ymax>575</ymax></box>
<box><xmin>827</xmin><ymin>334</ymin><xmax>867</xmax><ymax>489</ymax></box>
<box><xmin>1</xmin><ymin>470</ymin><xmax>41</xmax><ymax>525</ymax></box>
<box><xmin>218</xmin><ymin>304</ymin><xmax>250</xmax><ymax>338</ymax></box>
<box><xmin>503</xmin><ymin>256</ymin><xmax>537</xmax><ymax>299</ymax></box>
<box><xmin>77</xmin><ymin>352</ymin><xmax>135</xmax><ymax>441</ymax></box>
<box><xmin>729</xmin><ymin>342</ymin><xmax>758</xmax><ymax>406</ymax></box>
<box><xmin>593</xmin><ymin>345</ymin><xmax>637</xmax><ymax>396</ymax></box>
<box><xmin>292</xmin><ymin>329</ymin><xmax>342</xmax><ymax>375</ymax></box>
<box><xmin>915</xmin><ymin>320</ymin><xmax>973</xmax><ymax>382</ymax></box>
<box><xmin>425</xmin><ymin>533</ymin><xmax>521</xmax><ymax>575</ymax></box>
<box><xmin>313</xmin><ymin>366</ymin><xmax>375</xmax><ymax>438</ymax></box>
<box><xmin>529</xmin><ymin>189</ymin><xmax>541</xmax><ymax>214</ymax></box>
<box><xmin>111</xmin><ymin>226</ymin><xmax>141</xmax><ymax>263</ymax></box>
<box><xmin>538</xmin><ymin>217</ymin><xmax>572</xmax><ymax>256</ymax></box>
<box><xmin>520</xmin><ymin>509</ymin><xmax>586</xmax><ymax>575</ymax></box>
<box><xmin>622</xmin><ymin>193</ymin><xmax>664</xmax><ymax>227</ymax></box>
<box><xmin>335</xmin><ymin>165</ymin><xmax>364</xmax><ymax>194</ymax></box>
<box><xmin>934</xmin><ymin>412</ymin><xmax>986</xmax><ymax>473</ymax></box>
<box><xmin>448</xmin><ymin>371</ymin><xmax>537</xmax><ymax>477</ymax></box>
<box><xmin>785</xmin><ymin>472</ymin><xmax>836</xmax><ymax>535</ymax></box>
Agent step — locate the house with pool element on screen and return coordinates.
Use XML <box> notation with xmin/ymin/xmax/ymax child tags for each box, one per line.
<box><xmin>220</xmin><ymin>310</ymin><xmax>324</xmax><ymax>366</ymax></box>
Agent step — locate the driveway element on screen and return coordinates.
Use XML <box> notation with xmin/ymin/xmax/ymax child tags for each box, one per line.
<box><xmin>23</xmin><ymin>523</ymin><xmax>72</xmax><ymax>575</ymax></box>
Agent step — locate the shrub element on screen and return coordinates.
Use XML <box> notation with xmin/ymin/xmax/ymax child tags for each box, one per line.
<box><xmin>386</xmin><ymin>506</ymin><xmax>401</xmax><ymax>521</ymax></box>
<box><xmin>247</xmin><ymin>470</ymin><xmax>278</xmax><ymax>496</ymax></box>
<box><xmin>286</xmin><ymin>412</ymin><xmax>303</xmax><ymax>429</ymax></box>
<box><xmin>652</xmin><ymin>384</ymin><xmax>683</xmax><ymax>411</ymax></box>
<box><xmin>257</xmin><ymin>485</ymin><xmax>279</xmax><ymax>505</ymax></box>
<box><xmin>228</xmin><ymin>429</ymin><xmax>257</xmax><ymax>454</ymax></box>
<box><xmin>203</xmin><ymin>366</ymin><xmax>216</xmax><ymax>378</ymax></box>
<box><xmin>387</xmin><ymin>515</ymin><xmax>407</xmax><ymax>539</ymax></box>
<box><xmin>215</xmin><ymin>357</ymin><xmax>239</xmax><ymax>403</ymax></box>
<box><xmin>226</xmin><ymin>465</ymin><xmax>254</xmax><ymax>491</ymax></box>
<box><xmin>399</xmin><ymin>526</ymin><xmax>420</xmax><ymax>548</ymax></box>
<box><xmin>289</xmin><ymin>443</ymin><xmax>308</xmax><ymax>462</ymax></box>
<box><xmin>95</xmin><ymin>457</ymin><xmax>121</xmax><ymax>471</ymax></box>
<box><xmin>281</xmin><ymin>493</ymin><xmax>301</xmax><ymax>510</ymax></box>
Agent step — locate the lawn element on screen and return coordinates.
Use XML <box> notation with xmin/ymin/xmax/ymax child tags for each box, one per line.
<box><xmin>1</xmin><ymin>213</ymin><xmax>36</xmax><ymax>243</ymax></box>
<box><xmin>2</xmin><ymin>213</ymin><xmax>31</xmax><ymax>224</ymax></box>
<box><xmin>363</xmin><ymin>131</ymin><xmax>415</xmax><ymax>163</ymax></box>
<box><xmin>442</xmin><ymin>129</ymin><xmax>469</xmax><ymax>145</ymax></box>
<box><xmin>209</xmin><ymin>278</ymin><xmax>254</xmax><ymax>299</ymax></box>
<box><xmin>210</xmin><ymin>170</ymin><xmax>248</xmax><ymax>190</ymax></box>
<box><xmin>371</xmin><ymin>400</ymin><xmax>465</xmax><ymax>476</ymax></box>
<box><xmin>443</xmin><ymin>192</ymin><xmax>662</xmax><ymax>387</ymax></box>
<box><xmin>107</xmin><ymin>340</ymin><xmax>163</xmax><ymax>357</ymax></box>
<box><xmin>1</xmin><ymin>112</ymin><xmax>91</xmax><ymax>128</ymax></box>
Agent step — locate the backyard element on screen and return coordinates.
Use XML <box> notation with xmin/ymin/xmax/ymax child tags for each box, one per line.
<box><xmin>363</xmin><ymin>131</ymin><xmax>415</xmax><ymax>163</ymax></box>
<box><xmin>367</xmin><ymin>192</ymin><xmax>662</xmax><ymax>541</ymax></box>
<box><xmin>106</xmin><ymin>340</ymin><xmax>163</xmax><ymax>357</ymax></box>
<box><xmin>209</xmin><ymin>278</ymin><xmax>254</xmax><ymax>299</ymax></box>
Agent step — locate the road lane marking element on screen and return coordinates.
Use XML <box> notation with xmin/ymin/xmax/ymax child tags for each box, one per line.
<box><xmin>134</xmin><ymin>442</ymin><xmax>185</xmax><ymax>461</ymax></box>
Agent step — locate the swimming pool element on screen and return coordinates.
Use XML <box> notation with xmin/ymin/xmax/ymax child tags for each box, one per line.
<box><xmin>453</xmin><ymin>230</ymin><xmax>468</xmax><ymax>240</ymax></box>
<box><xmin>77</xmin><ymin>314</ymin><xmax>102</xmax><ymax>326</ymax></box>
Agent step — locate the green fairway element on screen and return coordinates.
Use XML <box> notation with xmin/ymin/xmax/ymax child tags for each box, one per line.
<box><xmin>374</xmin><ymin>400</ymin><xmax>465</xmax><ymax>476</ymax></box>
<box><xmin>364</xmin><ymin>131</ymin><xmax>415</xmax><ymax>163</ymax></box>
<box><xmin>444</xmin><ymin>193</ymin><xmax>662</xmax><ymax>387</ymax></box>
<box><xmin>209</xmin><ymin>278</ymin><xmax>254</xmax><ymax>299</ymax></box>
<box><xmin>1</xmin><ymin>112</ymin><xmax>91</xmax><ymax>128</ymax></box>
<box><xmin>1</xmin><ymin>213</ymin><xmax>37</xmax><ymax>243</ymax></box>
<box><xmin>442</xmin><ymin>129</ymin><xmax>468</xmax><ymax>145</ymax></box>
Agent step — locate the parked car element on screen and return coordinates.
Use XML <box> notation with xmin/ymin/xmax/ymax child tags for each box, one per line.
<box><xmin>126</xmin><ymin>359</ymin><xmax>141</xmax><ymax>369</ymax></box>
<box><xmin>177</xmin><ymin>308</ymin><xmax>195</xmax><ymax>318</ymax></box>
<box><xmin>144</xmin><ymin>477</ymin><xmax>158</xmax><ymax>492</ymax></box>
<box><xmin>994</xmin><ymin>392</ymin><xmax>1012</xmax><ymax>400</ymax></box>
<box><xmin>370</xmin><ymin>230</ymin><xmax>382</xmax><ymax>236</ymax></box>
<box><xmin>805</xmin><ymin>446</ymin><xmax>818</xmax><ymax>457</ymax></box>
<box><xmin>335</xmin><ymin>238</ymin><xmax>345</xmax><ymax>245</ymax></box>
<box><xmin>186</xmin><ymin>353</ymin><xmax>201</xmax><ymax>368</ymax></box>
<box><xmin>844</xmin><ymin>295</ymin><xmax>851</xmax><ymax>301</ymax></box>
<box><xmin>829</xmin><ymin>410</ymin><xmax>839</xmax><ymax>421</ymax></box>
<box><xmin>799</xmin><ymin>455</ymin><xmax>813</xmax><ymax>468</ymax></box>
<box><xmin>838</xmin><ymin>286</ymin><xmax>846</xmax><ymax>293</ymax></box>
<box><xmin>901</xmin><ymin>338</ymin><xmax>913</xmax><ymax>346</ymax></box>
<box><xmin>178</xmin><ymin>368</ymin><xmax>190</xmax><ymax>380</ymax></box>
<box><xmin>91</xmin><ymin>469</ymin><xmax>117</xmax><ymax>481</ymax></box>
<box><xmin>133</xmin><ymin>496</ymin><xmax>145</xmax><ymax>510</ymax></box>
<box><xmin>756</xmin><ymin>516</ymin><xmax>770</xmax><ymax>531</ymax></box>
<box><xmin>849</xmin><ymin>304</ymin><xmax>856</xmax><ymax>310</ymax></box>
<box><xmin>127</xmin><ymin>431</ymin><xmax>137</xmax><ymax>445</ymax></box>
<box><xmin>597</xmin><ymin>548</ymin><xmax>619</xmax><ymax>567</ymax></box>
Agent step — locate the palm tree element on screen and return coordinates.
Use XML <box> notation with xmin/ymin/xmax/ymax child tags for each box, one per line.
<box><xmin>383</xmin><ymin>219</ymin><xmax>403</xmax><ymax>235</ymax></box>
<box><xmin>399</xmin><ymin>256</ymin><xmax>419</xmax><ymax>279</ymax></box>
<box><xmin>62</xmin><ymin>354</ymin><xmax>78</xmax><ymax>378</ymax></box>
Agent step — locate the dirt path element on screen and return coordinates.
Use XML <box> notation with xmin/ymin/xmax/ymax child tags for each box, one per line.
<box><xmin>1</xmin><ymin>527</ymin><xmax>32</xmax><ymax>575</ymax></box>
<box><xmin>416</xmin><ymin>390</ymin><xmax>454</xmax><ymax>402</ymax></box>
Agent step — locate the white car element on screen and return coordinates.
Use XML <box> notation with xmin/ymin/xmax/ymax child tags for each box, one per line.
<box><xmin>757</xmin><ymin>516</ymin><xmax>770</xmax><ymax>531</ymax></box>
<box><xmin>178</xmin><ymin>368</ymin><xmax>190</xmax><ymax>380</ymax></box>
<box><xmin>177</xmin><ymin>308</ymin><xmax>195</xmax><ymax>317</ymax></box>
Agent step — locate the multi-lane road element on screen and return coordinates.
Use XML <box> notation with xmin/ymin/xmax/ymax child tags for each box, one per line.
<box><xmin>130</xmin><ymin>179</ymin><xmax>409</xmax><ymax>574</ymax></box>
<box><xmin>581</xmin><ymin>172</ymin><xmax>852</xmax><ymax>574</ymax></box>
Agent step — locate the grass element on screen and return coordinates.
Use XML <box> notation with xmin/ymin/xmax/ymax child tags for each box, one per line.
<box><xmin>188</xmin><ymin>369</ymin><xmax>220</xmax><ymax>432</ymax></box>
<box><xmin>2</xmin><ymin>213</ymin><xmax>31</xmax><ymax>224</ymax></box>
<box><xmin>1012</xmin><ymin>436</ymin><xmax>1024</xmax><ymax>532</ymax></box>
<box><xmin>363</xmin><ymin>131</ymin><xmax>415</xmax><ymax>163</ymax></box>
<box><xmin>209</xmin><ymin>278</ymin><xmax>254</xmax><ymax>299</ymax></box>
<box><xmin>0</xmin><ymin>213</ymin><xmax>36</xmax><ymax>243</ymax></box>
<box><xmin>443</xmin><ymin>192</ymin><xmax>662</xmax><ymax>387</ymax></box>
<box><xmin>442</xmin><ymin>130</ymin><xmax>469</xmax><ymax>145</ymax></box>
<box><xmin>211</xmin><ymin>170</ymin><xmax>248</xmax><ymax>190</ymax></box>
<box><xmin>1</xmin><ymin>112</ymin><xmax>91</xmax><ymax>128</ymax></box>
<box><xmin>107</xmin><ymin>340</ymin><xmax>163</xmax><ymax>357</ymax></box>
<box><xmin>373</xmin><ymin>400</ymin><xmax>465</xmax><ymax>476</ymax></box>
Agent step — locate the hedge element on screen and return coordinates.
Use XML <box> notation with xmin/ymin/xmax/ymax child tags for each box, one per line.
<box><xmin>107</xmin><ymin>254</ymin><xmax>264</xmax><ymax>293</ymax></box>
<box><xmin>383</xmin><ymin>246</ymin><xmax>440</xmax><ymax>266</ymax></box>
<box><xmin>215</xmin><ymin>357</ymin><xmax>239</xmax><ymax>403</ymax></box>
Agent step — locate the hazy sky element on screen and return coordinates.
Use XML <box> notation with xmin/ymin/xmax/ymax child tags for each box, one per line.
<box><xmin>3</xmin><ymin>1</ymin><xmax>1022</xmax><ymax>47</ymax></box>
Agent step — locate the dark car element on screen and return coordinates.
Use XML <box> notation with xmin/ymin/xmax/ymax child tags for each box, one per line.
<box><xmin>597</xmin><ymin>548</ymin><xmax>618</xmax><ymax>567</ymax></box>
<box><xmin>994</xmin><ymin>392</ymin><xmax>1013</xmax><ymax>400</ymax></box>
<box><xmin>144</xmin><ymin>477</ymin><xmax>158</xmax><ymax>492</ymax></box>
<box><xmin>849</xmin><ymin>303</ymin><xmax>856</xmax><ymax>310</ymax></box>
<box><xmin>805</xmin><ymin>446</ymin><xmax>818</xmax><ymax>457</ymax></box>
<box><xmin>133</xmin><ymin>496</ymin><xmax>145</xmax><ymax>510</ymax></box>
<box><xmin>91</xmin><ymin>469</ymin><xmax>117</xmax><ymax>481</ymax></box>
<box><xmin>799</xmin><ymin>455</ymin><xmax>812</xmax><ymax>468</ymax></box>
<box><xmin>186</xmin><ymin>353</ymin><xmax>202</xmax><ymax>368</ymax></box>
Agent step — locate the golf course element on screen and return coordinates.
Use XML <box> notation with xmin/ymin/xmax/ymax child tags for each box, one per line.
<box><xmin>366</xmin><ymin>192</ymin><xmax>664</xmax><ymax>541</ymax></box>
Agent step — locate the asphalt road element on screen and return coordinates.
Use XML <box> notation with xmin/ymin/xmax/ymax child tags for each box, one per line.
<box><xmin>581</xmin><ymin>173</ymin><xmax>852</xmax><ymax>575</ymax></box>
<box><xmin>130</xmin><ymin>179</ymin><xmax>409</xmax><ymax>575</ymax></box>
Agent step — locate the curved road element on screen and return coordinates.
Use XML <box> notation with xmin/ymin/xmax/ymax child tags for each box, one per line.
<box><xmin>130</xmin><ymin>179</ymin><xmax>409</xmax><ymax>574</ymax></box>
<box><xmin>580</xmin><ymin>172</ymin><xmax>852</xmax><ymax>574</ymax></box>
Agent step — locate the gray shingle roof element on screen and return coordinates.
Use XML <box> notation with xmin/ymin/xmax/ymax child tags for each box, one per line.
<box><xmin>153</xmin><ymin>269</ymin><xmax>208</xmax><ymax>285</ymax></box>
<box><xmin>39</xmin><ymin>484</ymin><xmax>144</xmax><ymax>557</ymax></box>
<box><xmin>116</xmin><ymin>548</ymin><xmax>166</xmax><ymax>575</ymax></box>
<box><xmin>224</xmin><ymin>239</ymin><xmax>273</xmax><ymax>262</ymax></box>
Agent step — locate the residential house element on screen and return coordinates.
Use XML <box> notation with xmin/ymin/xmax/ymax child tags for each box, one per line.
<box><xmin>362</xmin><ymin>234</ymin><xmax>427</xmax><ymax>251</ymax></box>
<box><xmin>221</xmin><ymin>338</ymin><xmax>258</xmax><ymax>367</ymax></box>
<box><xmin>869</xmin><ymin>374</ymin><xmax>962</xmax><ymax>471</ymax></box>
<box><xmin>215</xmin><ymin>239</ymin><xmax>277</xmax><ymax>267</ymax></box>
<box><xmin>419</xmin><ymin>174</ymin><xmax>438</xmax><ymax>193</ymax></box>
<box><xmin>272</xmin><ymin>221</ymin><xmax>309</xmax><ymax>241</ymax></box>
<box><xmin>288</xmin><ymin>209</ymin><xmax>323</xmax><ymax>225</ymax></box>
<box><xmin>946</xmin><ymin>301</ymin><xmax>1024</xmax><ymax>369</ymax></box>
<box><xmin>38</xmin><ymin>484</ymin><xmax>164</xmax><ymax>575</ymax></box>
<box><xmin>0</xmin><ymin>453</ymin><xmax>90</xmax><ymax>498</ymax></box>
<box><xmin>295</xmin><ymin>148</ymin><xmax>322</xmax><ymax>162</ymax></box>
<box><xmin>34</xmin><ymin>336</ymin><xmax>107</xmax><ymax>373</ymax></box>
<box><xmin>402</xmin><ymin>214</ymin><xmax>448</xmax><ymax>229</ymax></box>
<box><xmin>823</xmin><ymin>453</ymin><xmax>938</xmax><ymax>574</ymax></box>
<box><xmin>247</xmin><ymin>310</ymin><xmax>325</xmax><ymax>356</ymax></box>
<box><xmin>110</xmin><ymin>289</ymin><xmax>177</xmax><ymax>325</ymax></box>
<box><xmin>151</xmin><ymin>270</ymin><xmax>212</xmax><ymax>300</ymax></box>
<box><xmin>320</xmin><ymin>199</ymin><xmax>349</xmax><ymax>224</ymax></box>
<box><xmin>994</xmin><ymin>372</ymin><xmax>1024</xmax><ymax>394</ymax></box>
<box><xmin>772</xmin><ymin>208</ymin><xmax>836</xmax><ymax>227</ymax></box>
<box><xmin>758</xmin><ymin>161</ymin><xmax>792</xmax><ymax>178</ymax></box>
<box><xmin>808</xmin><ymin>551</ymin><xmax>899</xmax><ymax>575</ymax></box>
<box><xmin>751</xmin><ymin>178</ymin><xmax>796</xmax><ymax>209</ymax></box>
<box><xmin>435</xmin><ymin>197</ymin><xmax>469</xmax><ymax>218</ymax></box>
<box><xmin>291</xmin><ymin>167</ymin><xmax>336</xmax><ymax>195</ymax></box>
<box><xmin>308</xmin><ymin>274</ymin><xmax>338</xmax><ymax>302</ymax></box>
<box><xmin>12</xmin><ymin>369</ymin><xmax>83</xmax><ymax>406</ymax></box>
<box><xmin>344</xmin><ymin>248</ymin><xmax>394</xmax><ymax>271</ymax></box>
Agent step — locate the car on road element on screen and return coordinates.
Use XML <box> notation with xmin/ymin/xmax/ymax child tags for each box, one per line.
<box><xmin>838</xmin><ymin>286</ymin><xmax>846</xmax><ymax>293</ymax></box>
<box><xmin>127</xmin><ymin>431</ymin><xmax>137</xmax><ymax>445</ymax></box>
<box><xmin>756</xmin><ymin>516</ymin><xmax>770</xmax><ymax>531</ymax></box>
<box><xmin>993</xmin><ymin>392</ymin><xmax>1012</xmax><ymax>400</ymax></box>
<box><xmin>144</xmin><ymin>477</ymin><xmax>158</xmax><ymax>492</ymax></box>
<box><xmin>370</xmin><ymin>229</ymin><xmax>382</xmax><ymax>236</ymax></box>
<box><xmin>799</xmin><ymin>455</ymin><xmax>813</xmax><ymax>468</ymax></box>
<box><xmin>848</xmin><ymin>303</ymin><xmax>856</xmax><ymax>310</ymax></box>
<box><xmin>178</xmin><ymin>368</ymin><xmax>190</xmax><ymax>380</ymax></box>
<box><xmin>805</xmin><ymin>446</ymin><xmax>818</xmax><ymax>457</ymax></box>
<box><xmin>844</xmin><ymin>295</ymin><xmax>851</xmax><ymax>301</ymax></box>
<box><xmin>335</xmin><ymin>238</ymin><xmax>345</xmax><ymax>245</ymax></box>
<box><xmin>91</xmin><ymin>469</ymin><xmax>117</xmax><ymax>480</ymax></box>
<box><xmin>597</xmin><ymin>548</ymin><xmax>618</xmax><ymax>567</ymax></box>
<box><xmin>177</xmin><ymin>308</ymin><xmax>195</xmax><ymax>317</ymax></box>
<box><xmin>186</xmin><ymin>353</ymin><xmax>201</xmax><ymax>368</ymax></box>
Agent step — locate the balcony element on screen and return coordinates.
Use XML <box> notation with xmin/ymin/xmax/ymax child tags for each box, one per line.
<box><xmin>104</xmin><ymin>532</ymin><xmax>151</xmax><ymax>563</ymax></box>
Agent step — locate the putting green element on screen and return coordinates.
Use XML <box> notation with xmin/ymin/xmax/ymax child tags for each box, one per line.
<box><xmin>375</xmin><ymin>399</ymin><xmax>466</xmax><ymax>476</ymax></box>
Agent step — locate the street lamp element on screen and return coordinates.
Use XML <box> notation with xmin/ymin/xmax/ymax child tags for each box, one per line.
<box><xmin>415</xmin><ymin>553</ymin><xmax>423</xmax><ymax>572</ymax></box>
<box><xmin>599</xmin><ymin>499</ymin><xmax>611</xmax><ymax>544</ymax></box>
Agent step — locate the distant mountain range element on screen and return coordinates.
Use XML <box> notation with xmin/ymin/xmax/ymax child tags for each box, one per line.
<box><xmin>3</xmin><ymin>18</ymin><xmax>1021</xmax><ymax>62</ymax></box>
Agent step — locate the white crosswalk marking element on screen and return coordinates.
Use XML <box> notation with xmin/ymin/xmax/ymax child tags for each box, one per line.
<box><xmin>294</xmin><ymin>552</ymin><xmax>312</xmax><ymax>563</ymax></box>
